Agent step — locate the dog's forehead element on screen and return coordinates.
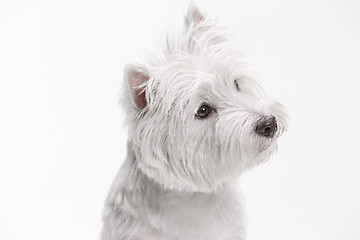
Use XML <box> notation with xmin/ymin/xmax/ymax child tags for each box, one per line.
<box><xmin>151</xmin><ymin>50</ymin><xmax>251</xmax><ymax>99</ymax></box>
<box><xmin>170</xmin><ymin>52</ymin><xmax>248</xmax><ymax>84</ymax></box>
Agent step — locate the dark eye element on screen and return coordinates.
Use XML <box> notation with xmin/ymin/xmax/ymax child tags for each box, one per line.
<box><xmin>196</xmin><ymin>105</ymin><xmax>212</xmax><ymax>119</ymax></box>
<box><xmin>234</xmin><ymin>80</ymin><xmax>240</xmax><ymax>91</ymax></box>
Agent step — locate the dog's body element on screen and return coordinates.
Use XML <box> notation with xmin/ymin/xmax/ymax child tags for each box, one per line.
<box><xmin>102</xmin><ymin>5</ymin><xmax>288</xmax><ymax>240</ymax></box>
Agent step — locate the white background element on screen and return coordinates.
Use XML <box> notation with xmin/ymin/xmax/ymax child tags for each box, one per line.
<box><xmin>1</xmin><ymin>0</ymin><xmax>360</xmax><ymax>239</ymax></box>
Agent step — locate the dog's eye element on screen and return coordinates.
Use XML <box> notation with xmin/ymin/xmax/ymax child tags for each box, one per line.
<box><xmin>196</xmin><ymin>105</ymin><xmax>212</xmax><ymax>119</ymax></box>
<box><xmin>234</xmin><ymin>80</ymin><xmax>240</xmax><ymax>91</ymax></box>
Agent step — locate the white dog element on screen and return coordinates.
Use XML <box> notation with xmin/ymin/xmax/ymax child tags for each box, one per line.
<box><xmin>101</xmin><ymin>5</ymin><xmax>289</xmax><ymax>240</ymax></box>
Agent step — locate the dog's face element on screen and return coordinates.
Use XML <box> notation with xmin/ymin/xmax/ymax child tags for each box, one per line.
<box><xmin>122</xmin><ymin>6</ymin><xmax>289</xmax><ymax>192</ymax></box>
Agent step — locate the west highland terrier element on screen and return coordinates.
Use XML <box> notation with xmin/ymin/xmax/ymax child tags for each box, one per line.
<box><xmin>102</xmin><ymin>5</ymin><xmax>289</xmax><ymax>240</ymax></box>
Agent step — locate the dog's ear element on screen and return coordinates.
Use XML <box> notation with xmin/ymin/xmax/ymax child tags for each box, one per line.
<box><xmin>124</xmin><ymin>64</ymin><xmax>149</xmax><ymax>109</ymax></box>
<box><xmin>185</xmin><ymin>4</ymin><xmax>205</xmax><ymax>27</ymax></box>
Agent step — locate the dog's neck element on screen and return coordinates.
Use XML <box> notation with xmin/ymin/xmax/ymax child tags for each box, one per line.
<box><xmin>104</xmin><ymin>140</ymin><xmax>247</xmax><ymax>239</ymax></box>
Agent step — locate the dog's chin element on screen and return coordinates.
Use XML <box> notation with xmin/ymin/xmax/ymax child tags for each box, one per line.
<box><xmin>255</xmin><ymin>140</ymin><xmax>278</xmax><ymax>163</ymax></box>
<box><xmin>259</xmin><ymin>138</ymin><xmax>276</xmax><ymax>152</ymax></box>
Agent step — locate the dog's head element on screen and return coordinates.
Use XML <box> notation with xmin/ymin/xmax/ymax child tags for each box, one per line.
<box><xmin>122</xmin><ymin>5</ymin><xmax>289</xmax><ymax>192</ymax></box>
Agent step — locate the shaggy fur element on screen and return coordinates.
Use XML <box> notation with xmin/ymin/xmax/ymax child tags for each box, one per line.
<box><xmin>101</xmin><ymin>5</ymin><xmax>289</xmax><ymax>240</ymax></box>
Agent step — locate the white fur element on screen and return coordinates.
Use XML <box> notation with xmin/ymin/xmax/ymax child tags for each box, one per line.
<box><xmin>102</xmin><ymin>5</ymin><xmax>289</xmax><ymax>240</ymax></box>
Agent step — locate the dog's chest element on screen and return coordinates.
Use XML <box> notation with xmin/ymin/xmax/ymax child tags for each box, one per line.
<box><xmin>146</xmin><ymin>184</ymin><xmax>247</xmax><ymax>239</ymax></box>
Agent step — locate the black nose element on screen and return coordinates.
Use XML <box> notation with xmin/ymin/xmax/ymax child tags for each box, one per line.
<box><xmin>255</xmin><ymin>115</ymin><xmax>277</xmax><ymax>138</ymax></box>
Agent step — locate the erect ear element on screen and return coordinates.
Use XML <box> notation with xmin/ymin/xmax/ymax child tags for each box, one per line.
<box><xmin>185</xmin><ymin>4</ymin><xmax>205</xmax><ymax>27</ymax></box>
<box><xmin>124</xmin><ymin>64</ymin><xmax>149</xmax><ymax>109</ymax></box>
